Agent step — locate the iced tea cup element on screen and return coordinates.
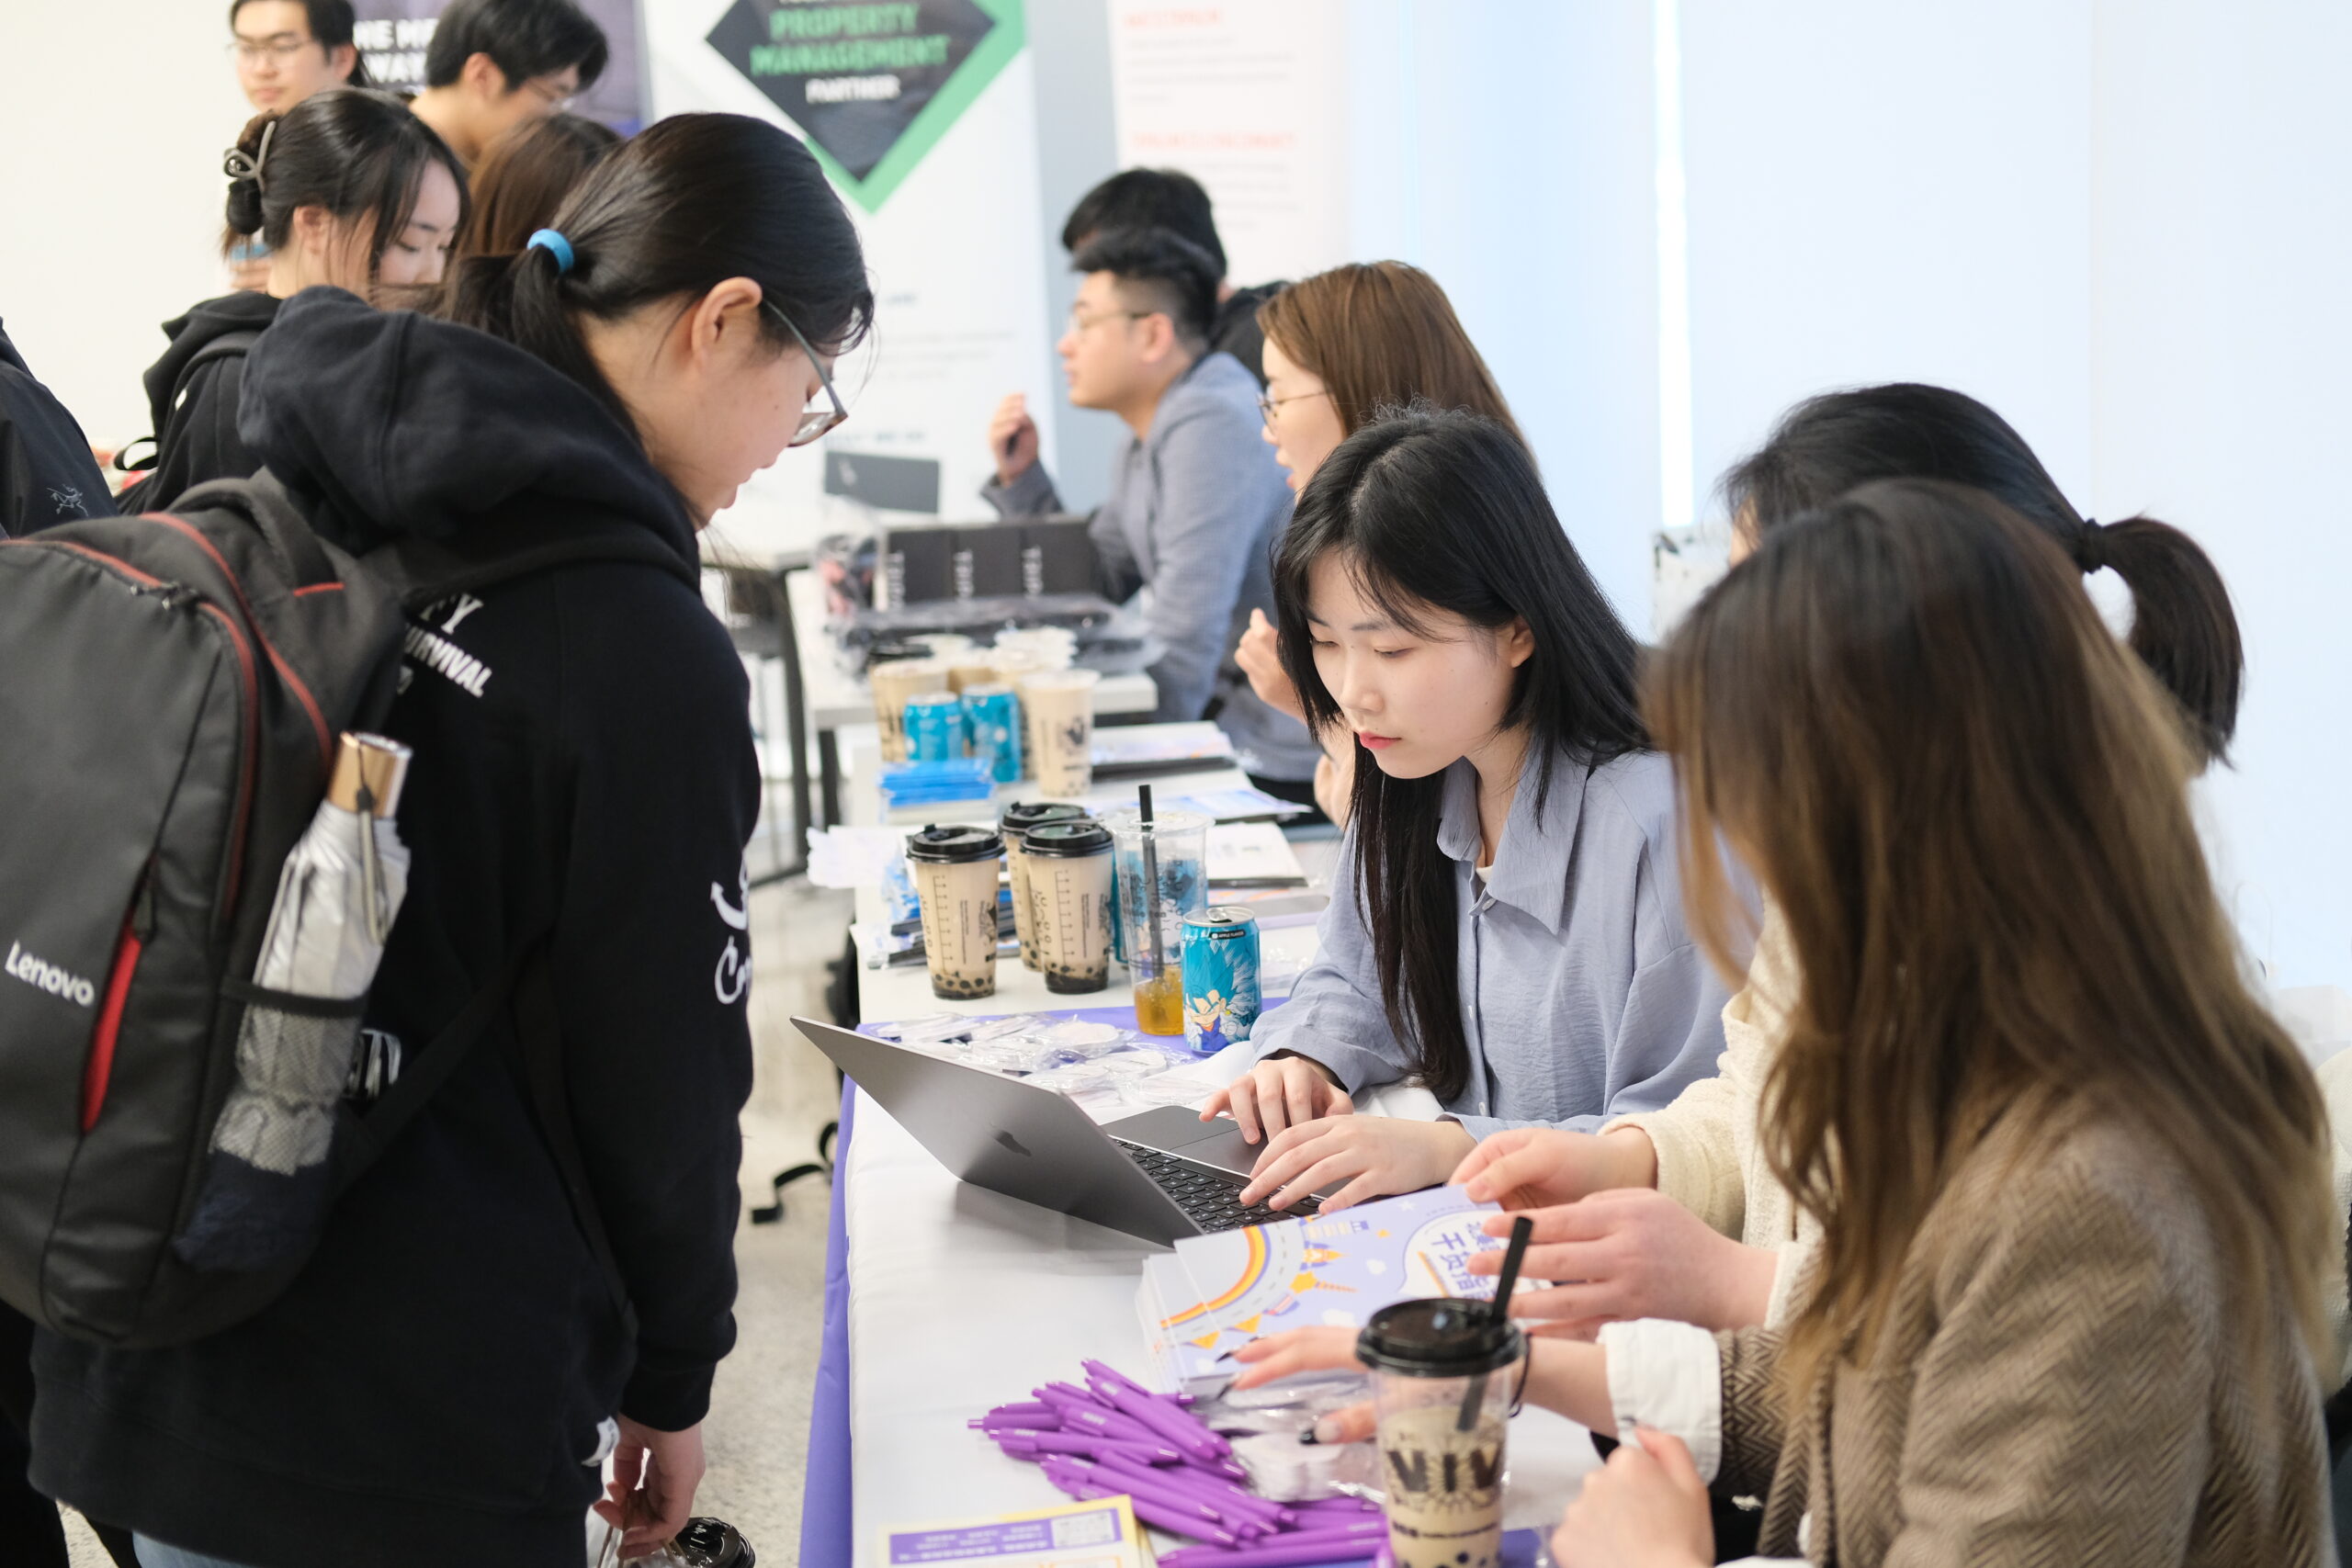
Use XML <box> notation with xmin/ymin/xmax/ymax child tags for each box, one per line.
<box><xmin>999</xmin><ymin>802</ymin><xmax>1091</xmax><ymax>970</ymax></box>
<box><xmin>904</xmin><ymin>825</ymin><xmax>1004</xmax><ymax>1000</ymax></box>
<box><xmin>1020</xmin><ymin>669</ymin><xmax>1100</xmax><ymax>796</ymax></box>
<box><xmin>1357</xmin><ymin>1298</ymin><xmax>1525</xmax><ymax>1568</ymax></box>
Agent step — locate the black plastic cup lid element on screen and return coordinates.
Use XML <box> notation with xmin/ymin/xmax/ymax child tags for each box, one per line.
<box><xmin>1355</xmin><ymin>1298</ymin><xmax>1525</xmax><ymax>1378</ymax></box>
<box><xmin>905</xmin><ymin>825</ymin><xmax>1004</xmax><ymax>863</ymax></box>
<box><xmin>868</xmin><ymin>640</ymin><xmax>933</xmax><ymax>665</ymax></box>
<box><xmin>1000</xmin><ymin>802</ymin><xmax>1091</xmax><ymax>839</ymax></box>
<box><xmin>1022</xmin><ymin>820</ymin><xmax>1113</xmax><ymax>857</ymax></box>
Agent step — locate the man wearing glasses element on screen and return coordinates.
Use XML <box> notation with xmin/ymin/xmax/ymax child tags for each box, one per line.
<box><xmin>230</xmin><ymin>0</ymin><xmax>370</xmax><ymax>114</ymax></box>
<box><xmin>983</xmin><ymin>228</ymin><xmax>1320</xmax><ymax>796</ymax></box>
<box><xmin>407</xmin><ymin>0</ymin><xmax>609</xmax><ymax>168</ymax></box>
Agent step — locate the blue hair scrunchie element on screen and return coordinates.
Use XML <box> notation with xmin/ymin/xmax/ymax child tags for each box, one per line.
<box><xmin>526</xmin><ymin>228</ymin><xmax>575</xmax><ymax>276</ymax></box>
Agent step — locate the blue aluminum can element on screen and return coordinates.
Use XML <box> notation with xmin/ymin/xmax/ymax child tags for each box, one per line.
<box><xmin>1182</xmin><ymin>907</ymin><xmax>1261</xmax><ymax>1055</ymax></box>
<box><xmin>961</xmin><ymin>683</ymin><xmax>1023</xmax><ymax>784</ymax></box>
<box><xmin>906</xmin><ymin>691</ymin><xmax>966</xmax><ymax>762</ymax></box>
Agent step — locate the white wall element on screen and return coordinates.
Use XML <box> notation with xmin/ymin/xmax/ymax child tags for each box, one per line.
<box><xmin>0</xmin><ymin>5</ymin><xmax>262</xmax><ymax>449</ymax></box>
<box><xmin>1659</xmin><ymin>0</ymin><xmax>2352</xmax><ymax>987</ymax></box>
<box><xmin>2088</xmin><ymin>1</ymin><xmax>2352</xmax><ymax>987</ymax></box>
<box><xmin>1343</xmin><ymin>0</ymin><xmax>1665</xmax><ymax>624</ymax></box>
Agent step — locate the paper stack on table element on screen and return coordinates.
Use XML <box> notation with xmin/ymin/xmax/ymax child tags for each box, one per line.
<box><xmin>1138</xmin><ymin>1186</ymin><xmax>1510</xmax><ymax>1396</ymax></box>
<box><xmin>881</xmin><ymin>1495</ymin><xmax>1152</xmax><ymax>1568</ymax></box>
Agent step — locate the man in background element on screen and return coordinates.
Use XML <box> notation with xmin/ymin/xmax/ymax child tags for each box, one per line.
<box><xmin>983</xmin><ymin>229</ymin><xmax>1319</xmax><ymax>796</ymax></box>
<box><xmin>1061</xmin><ymin>168</ymin><xmax>1284</xmax><ymax>387</ymax></box>
<box><xmin>407</xmin><ymin>0</ymin><xmax>607</xmax><ymax>168</ymax></box>
<box><xmin>231</xmin><ymin>0</ymin><xmax>369</xmax><ymax>112</ymax></box>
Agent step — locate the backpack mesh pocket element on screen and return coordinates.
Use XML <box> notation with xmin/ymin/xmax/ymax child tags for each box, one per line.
<box><xmin>175</xmin><ymin>989</ymin><xmax>365</xmax><ymax>1272</ymax></box>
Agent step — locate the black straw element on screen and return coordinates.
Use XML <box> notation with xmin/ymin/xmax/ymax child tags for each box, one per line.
<box><xmin>1455</xmin><ymin>1216</ymin><xmax>1533</xmax><ymax>1433</ymax></box>
<box><xmin>1136</xmin><ymin>784</ymin><xmax>1166</xmax><ymax>980</ymax></box>
<box><xmin>1490</xmin><ymin>1214</ymin><xmax>1533</xmax><ymax>1319</ymax></box>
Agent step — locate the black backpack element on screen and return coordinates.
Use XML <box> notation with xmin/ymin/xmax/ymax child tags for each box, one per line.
<box><xmin>0</xmin><ymin>472</ymin><xmax>666</xmax><ymax>1347</ymax></box>
<box><xmin>108</xmin><ymin>329</ymin><xmax>261</xmax><ymax>509</ymax></box>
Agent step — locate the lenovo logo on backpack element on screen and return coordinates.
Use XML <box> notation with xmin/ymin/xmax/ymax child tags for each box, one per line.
<box><xmin>4</xmin><ymin>941</ymin><xmax>97</xmax><ymax>1008</ymax></box>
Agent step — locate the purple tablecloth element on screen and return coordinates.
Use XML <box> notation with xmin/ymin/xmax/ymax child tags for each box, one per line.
<box><xmin>796</xmin><ymin>1000</ymin><xmax>1287</xmax><ymax>1565</ymax></box>
<box><xmin>799</xmin><ymin>1077</ymin><xmax>857</xmax><ymax>1568</ymax></box>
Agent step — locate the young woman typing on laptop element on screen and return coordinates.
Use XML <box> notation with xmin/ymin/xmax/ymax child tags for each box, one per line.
<box><xmin>1200</xmin><ymin>408</ymin><xmax>1743</xmax><ymax>1213</ymax></box>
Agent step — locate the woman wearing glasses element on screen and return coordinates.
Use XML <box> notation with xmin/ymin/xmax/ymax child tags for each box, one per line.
<box><xmin>1235</xmin><ymin>262</ymin><xmax>1526</xmax><ymax>821</ymax></box>
<box><xmin>28</xmin><ymin>114</ymin><xmax>870</xmax><ymax>1568</ymax></box>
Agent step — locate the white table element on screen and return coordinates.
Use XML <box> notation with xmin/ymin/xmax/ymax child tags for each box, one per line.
<box><xmin>830</xmin><ymin>728</ymin><xmax>1600</xmax><ymax>1562</ymax></box>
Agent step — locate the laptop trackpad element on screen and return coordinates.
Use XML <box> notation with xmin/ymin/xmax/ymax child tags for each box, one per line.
<box><xmin>1105</xmin><ymin>1105</ymin><xmax>1283</xmax><ymax>1180</ymax></box>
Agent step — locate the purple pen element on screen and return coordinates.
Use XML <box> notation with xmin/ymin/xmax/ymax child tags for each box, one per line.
<box><xmin>1091</xmin><ymin>1452</ymin><xmax>1289</xmax><ymax>1529</ymax></box>
<box><xmin>1040</xmin><ymin>1463</ymin><xmax>1243</xmax><ymax>1548</ymax></box>
<box><xmin>1157</xmin><ymin>1540</ymin><xmax>1379</xmax><ymax>1568</ymax></box>
<box><xmin>1157</xmin><ymin>1548</ymin><xmax>1375</xmax><ymax>1568</ymax></box>
<box><xmin>994</xmin><ymin>1430</ymin><xmax>1186</xmax><ymax>1467</ymax></box>
<box><xmin>1083</xmin><ymin>1362</ymin><xmax>1237</xmax><ymax>1460</ymax></box>
<box><xmin>988</xmin><ymin>1401</ymin><xmax>1059</xmax><ymax>1423</ymax></box>
<box><xmin>1099</xmin><ymin>1382</ymin><xmax>1232</xmax><ymax>1462</ymax></box>
<box><xmin>1045</xmin><ymin>1454</ymin><xmax>1235</xmax><ymax>1527</ymax></box>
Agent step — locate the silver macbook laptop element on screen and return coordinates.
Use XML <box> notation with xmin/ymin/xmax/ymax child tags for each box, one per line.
<box><xmin>791</xmin><ymin>1016</ymin><xmax>1320</xmax><ymax>1245</ymax></box>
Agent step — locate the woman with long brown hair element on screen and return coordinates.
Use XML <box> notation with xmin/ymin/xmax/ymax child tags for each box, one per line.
<box><xmin>451</xmin><ymin>111</ymin><xmax>622</xmax><ymax>265</ymax></box>
<box><xmin>1235</xmin><ymin>479</ymin><xmax>2334</xmax><ymax>1565</ymax></box>
<box><xmin>1235</xmin><ymin>262</ymin><xmax>1523</xmax><ymax>819</ymax></box>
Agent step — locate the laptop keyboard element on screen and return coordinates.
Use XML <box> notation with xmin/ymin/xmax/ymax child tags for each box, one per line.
<box><xmin>1113</xmin><ymin>1141</ymin><xmax>1319</xmax><ymax>1232</ymax></box>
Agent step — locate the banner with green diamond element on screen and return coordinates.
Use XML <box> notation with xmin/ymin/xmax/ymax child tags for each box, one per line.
<box><xmin>705</xmin><ymin>0</ymin><xmax>1025</xmax><ymax>212</ymax></box>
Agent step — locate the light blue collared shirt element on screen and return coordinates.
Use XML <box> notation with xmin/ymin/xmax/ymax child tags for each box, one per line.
<box><xmin>1250</xmin><ymin>743</ymin><xmax>1745</xmax><ymax>1138</ymax></box>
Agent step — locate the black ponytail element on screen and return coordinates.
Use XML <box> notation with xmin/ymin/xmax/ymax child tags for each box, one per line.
<box><xmin>220</xmin><ymin>88</ymin><xmax>469</xmax><ymax>286</ymax></box>
<box><xmin>2083</xmin><ymin>516</ymin><xmax>2244</xmax><ymax>762</ymax></box>
<box><xmin>1724</xmin><ymin>382</ymin><xmax>2245</xmax><ymax>762</ymax></box>
<box><xmin>440</xmin><ymin>112</ymin><xmax>874</xmax><ymax>439</ymax></box>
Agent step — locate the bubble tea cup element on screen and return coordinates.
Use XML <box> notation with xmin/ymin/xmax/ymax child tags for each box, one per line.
<box><xmin>903</xmin><ymin>825</ymin><xmax>1005</xmax><ymax>1000</ymax></box>
<box><xmin>999</xmin><ymin>802</ymin><xmax>1091</xmax><ymax>970</ymax></box>
<box><xmin>1356</xmin><ymin>1298</ymin><xmax>1526</xmax><ymax>1568</ymax></box>
<box><xmin>1019</xmin><ymin>819</ymin><xmax>1115</xmax><ymax>994</ymax></box>
<box><xmin>1020</xmin><ymin>669</ymin><xmax>1100</xmax><ymax>796</ymax></box>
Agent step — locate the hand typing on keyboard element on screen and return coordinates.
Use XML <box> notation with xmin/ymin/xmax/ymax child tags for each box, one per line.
<box><xmin>1236</xmin><ymin>1116</ymin><xmax>1479</xmax><ymax>1213</ymax></box>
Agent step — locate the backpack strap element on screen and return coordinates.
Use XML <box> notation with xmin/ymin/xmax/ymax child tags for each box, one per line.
<box><xmin>327</xmin><ymin>932</ymin><xmax>636</xmax><ymax>1337</ymax></box>
<box><xmin>331</xmin><ymin>933</ymin><xmax>549</xmax><ymax>1189</ymax></box>
<box><xmin>169</xmin><ymin>468</ymin><xmax>337</xmax><ymax>588</ymax></box>
<box><xmin>511</xmin><ymin>951</ymin><xmax>639</xmax><ymax>1337</ymax></box>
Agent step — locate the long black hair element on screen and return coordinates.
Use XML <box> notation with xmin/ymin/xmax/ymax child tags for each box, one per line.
<box><xmin>1273</xmin><ymin>407</ymin><xmax>1647</xmax><ymax>1100</ymax></box>
<box><xmin>441</xmin><ymin>111</ymin><xmax>874</xmax><ymax>438</ymax></box>
<box><xmin>1723</xmin><ymin>383</ymin><xmax>2244</xmax><ymax>762</ymax></box>
<box><xmin>223</xmin><ymin>88</ymin><xmax>468</xmax><ymax>276</ymax></box>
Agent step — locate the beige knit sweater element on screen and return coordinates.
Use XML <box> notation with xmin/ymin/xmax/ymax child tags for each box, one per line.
<box><xmin>1611</xmin><ymin>908</ymin><xmax>2352</xmax><ymax>1371</ymax></box>
<box><xmin>1714</xmin><ymin>1111</ymin><xmax>2332</xmax><ymax>1566</ymax></box>
<box><xmin>1607</xmin><ymin>906</ymin><xmax>1817</xmax><ymax>1325</ymax></box>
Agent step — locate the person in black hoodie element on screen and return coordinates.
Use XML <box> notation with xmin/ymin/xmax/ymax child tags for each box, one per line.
<box><xmin>0</xmin><ymin>320</ymin><xmax>113</xmax><ymax>537</ymax></box>
<box><xmin>130</xmin><ymin>88</ymin><xmax>466</xmax><ymax>512</ymax></box>
<box><xmin>30</xmin><ymin>113</ymin><xmax>871</xmax><ymax>1568</ymax></box>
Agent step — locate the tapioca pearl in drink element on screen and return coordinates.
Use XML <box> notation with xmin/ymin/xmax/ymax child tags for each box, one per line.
<box><xmin>1023</xmin><ymin>819</ymin><xmax>1114</xmax><ymax>995</ymax></box>
<box><xmin>904</xmin><ymin>826</ymin><xmax>1005</xmax><ymax>1001</ymax></box>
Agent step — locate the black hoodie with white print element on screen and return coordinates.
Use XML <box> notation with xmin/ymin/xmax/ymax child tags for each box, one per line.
<box><xmin>31</xmin><ymin>288</ymin><xmax>759</xmax><ymax>1567</ymax></box>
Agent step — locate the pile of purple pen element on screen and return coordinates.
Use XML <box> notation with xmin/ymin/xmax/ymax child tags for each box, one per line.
<box><xmin>969</xmin><ymin>1358</ymin><xmax>1392</xmax><ymax>1567</ymax></box>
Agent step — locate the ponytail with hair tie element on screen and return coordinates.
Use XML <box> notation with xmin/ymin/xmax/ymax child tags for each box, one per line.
<box><xmin>2073</xmin><ymin>517</ymin><xmax>2108</xmax><ymax>573</ymax></box>
<box><xmin>526</xmin><ymin>229</ymin><xmax>576</xmax><ymax>276</ymax></box>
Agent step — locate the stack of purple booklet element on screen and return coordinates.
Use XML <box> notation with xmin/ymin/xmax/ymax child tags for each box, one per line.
<box><xmin>970</xmin><ymin>1358</ymin><xmax>1391</xmax><ymax>1566</ymax></box>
